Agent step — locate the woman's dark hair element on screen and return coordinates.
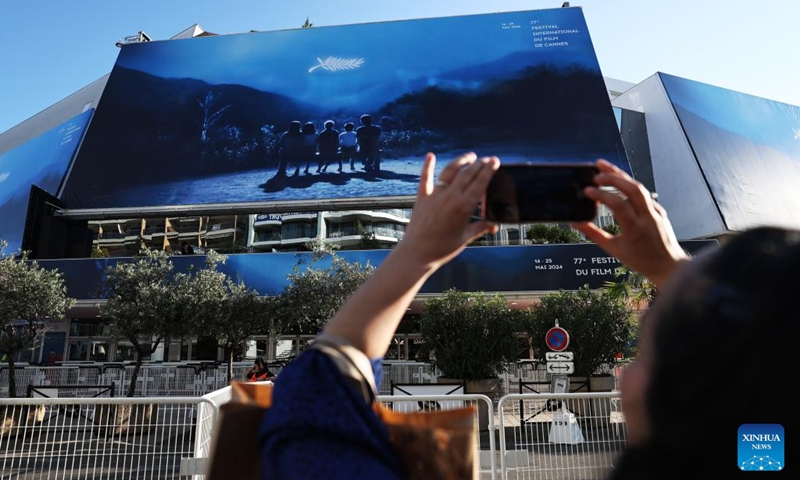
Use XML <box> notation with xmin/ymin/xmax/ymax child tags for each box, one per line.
<box><xmin>613</xmin><ymin>227</ymin><xmax>798</xmax><ymax>479</ymax></box>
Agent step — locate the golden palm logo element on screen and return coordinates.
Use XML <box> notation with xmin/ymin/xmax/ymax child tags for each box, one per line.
<box><xmin>308</xmin><ymin>56</ymin><xmax>365</xmax><ymax>73</ymax></box>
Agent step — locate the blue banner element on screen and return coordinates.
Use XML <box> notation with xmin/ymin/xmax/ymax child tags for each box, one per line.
<box><xmin>40</xmin><ymin>241</ymin><xmax>716</xmax><ymax>301</ymax></box>
<box><xmin>0</xmin><ymin>109</ymin><xmax>93</xmax><ymax>254</ymax></box>
<box><xmin>63</xmin><ymin>7</ymin><xmax>628</xmax><ymax>210</ymax></box>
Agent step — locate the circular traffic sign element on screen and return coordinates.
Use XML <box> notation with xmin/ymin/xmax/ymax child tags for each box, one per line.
<box><xmin>545</xmin><ymin>326</ymin><xmax>570</xmax><ymax>351</ymax></box>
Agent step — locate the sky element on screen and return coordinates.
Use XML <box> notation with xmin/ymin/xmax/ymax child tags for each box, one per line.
<box><xmin>1</xmin><ymin>0</ymin><xmax>798</xmax><ymax>135</ymax></box>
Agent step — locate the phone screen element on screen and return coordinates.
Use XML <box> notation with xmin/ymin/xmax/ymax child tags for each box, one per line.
<box><xmin>483</xmin><ymin>164</ymin><xmax>598</xmax><ymax>223</ymax></box>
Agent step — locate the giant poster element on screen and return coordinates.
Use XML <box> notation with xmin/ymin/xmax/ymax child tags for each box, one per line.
<box><xmin>0</xmin><ymin>109</ymin><xmax>93</xmax><ymax>255</ymax></box>
<box><xmin>62</xmin><ymin>7</ymin><xmax>629</xmax><ymax>210</ymax></box>
<box><xmin>661</xmin><ymin>73</ymin><xmax>800</xmax><ymax>231</ymax></box>
<box><xmin>42</xmin><ymin>241</ymin><xmax>714</xmax><ymax>300</ymax></box>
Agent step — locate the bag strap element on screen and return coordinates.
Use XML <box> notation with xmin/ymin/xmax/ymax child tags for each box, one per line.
<box><xmin>311</xmin><ymin>337</ymin><xmax>377</xmax><ymax>403</ymax></box>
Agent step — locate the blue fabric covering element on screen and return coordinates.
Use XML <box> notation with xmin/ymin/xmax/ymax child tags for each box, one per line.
<box><xmin>259</xmin><ymin>349</ymin><xmax>405</xmax><ymax>480</ymax></box>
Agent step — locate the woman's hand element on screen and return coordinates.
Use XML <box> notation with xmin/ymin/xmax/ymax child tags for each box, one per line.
<box><xmin>394</xmin><ymin>152</ymin><xmax>500</xmax><ymax>272</ymax></box>
<box><xmin>320</xmin><ymin>151</ymin><xmax>499</xmax><ymax>358</ymax></box>
<box><xmin>571</xmin><ymin>159</ymin><xmax>689</xmax><ymax>288</ymax></box>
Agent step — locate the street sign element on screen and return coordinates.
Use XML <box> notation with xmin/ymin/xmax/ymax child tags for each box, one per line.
<box><xmin>545</xmin><ymin>326</ymin><xmax>570</xmax><ymax>351</ymax></box>
<box><xmin>545</xmin><ymin>351</ymin><xmax>573</xmax><ymax>361</ymax></box>
<box><xmin>546</xmin><ymin>362</ymin><xmax>575</xmax><ymax>374</ymax></box>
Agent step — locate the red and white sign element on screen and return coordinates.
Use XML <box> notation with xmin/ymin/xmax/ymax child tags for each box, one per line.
<box><xmin>545</xmin><ymin>326</ymin><xmax>570</xmax><ymax>352</ymax></box>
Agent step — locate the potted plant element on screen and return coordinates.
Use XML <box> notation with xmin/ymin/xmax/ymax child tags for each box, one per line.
<box><xmin>521</xmin><ymin>286</ymin><xmax>637</xmax><ymax>428</ymax></box>
<box><xmin>419</xmin><ymin>289</ymin><xmax>523</xmax><ymax>429</ymax></box>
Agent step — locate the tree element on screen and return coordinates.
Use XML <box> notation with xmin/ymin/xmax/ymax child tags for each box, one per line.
<box><xmin>522</xmin><ymin>286</ymin><xmax>636</xmax><ymax>377</ymax></box>
<box><xmin>526</xmin><ymin>224</ymin><xmax>585</xmax><ymax>244</ymax></box>
<box><xmin>603</xmin><ymin>265</ymin><xmax>657</xmax><ymax>312</ymax></box>
<box><xmin>301</xmin><ymin>17</ymin><xmax>313</xmax><ymax>28</ymax></box>
<box><xmin>0</xmin><ymin>241</ymin><xmax>75</xmax><ymax>397</ymax></box>
<box><xmin>275</xmin><ymin>244</ymin><xmax>374</xmax><ymax>335</ymax></box>
<box><xmin>191</xmin><ymin>251</ymin><xmax>275</xmax><ymax>382</ymax></box>
<box><xmin>419</xmin><ymin>289</ymin><xmax>521</xmax><ymax>381</ymax></box>
<box><xmin>100</xmin><ymin>249</ymin><xmax>194</xmax><ymax>396</ymax></box>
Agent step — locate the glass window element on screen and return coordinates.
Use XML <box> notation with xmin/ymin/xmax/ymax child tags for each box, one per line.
<box><xmin>115</xmin><ymin>341</ymin><xmax>152</xmax><ymax>362</ymax></box>
<box><xmin>89</xmin><ymin>341</ymin><xmax>109</xmax><ymax>362</ymax></box>
<box><xmin>281</xmin><ymin>221</ymin><xmax>317</xmax><ymax>239</ymax></box>
<box><xmin>69</xmin><ymin>319</ymin><xmax>111</xmax><ymax>337</ymax></box>
<box><xmin>68</xmin><ymin>340</ymin><xmax>89</xmax><ymax>361</ymax></box>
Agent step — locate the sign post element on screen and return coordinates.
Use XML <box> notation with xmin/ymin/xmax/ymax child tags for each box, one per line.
<box><xmin>544</xmin><ymin>322</ymin><xmax>583</xmax><ymax>444</ymax></box>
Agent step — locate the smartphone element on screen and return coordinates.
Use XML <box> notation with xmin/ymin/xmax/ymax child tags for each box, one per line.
<box><xmin>482</xmin><ymin>163</ymin><xmax>599</xmax><ymax>223</ymax></box>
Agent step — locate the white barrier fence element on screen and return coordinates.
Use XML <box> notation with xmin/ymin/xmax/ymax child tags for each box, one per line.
<box><xmin>0</xmin><ymin>396</ymin><xmax>214</xmax><ymax>480</ymax></box>
<box><xmin>1</xmin><ymin>392</ymin><xmax>626</xmax><ymax>480</ymax></box>
<box><xmin>2</xmin><ymin>360</ymin><xmax>621</xmax><ymax>398</ymax></box>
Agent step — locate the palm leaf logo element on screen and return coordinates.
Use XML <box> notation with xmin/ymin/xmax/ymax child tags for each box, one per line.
<box><xmin>308</xmin><ymin>56</ymin><xmax>365</xmax><ymax>73</ymax></box>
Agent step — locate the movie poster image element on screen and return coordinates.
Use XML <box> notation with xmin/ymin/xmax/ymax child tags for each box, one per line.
<box><xmin>63</xmin><ymin>7</ymin><xmax>628</xmax><ymax>210</ymax></box>
<box><xmin>0</xmin><ymin>109</ymin><xmax>93</xmax><ymax>254</ymax></box>
<box><xmin>661</xmin><ymin>73</ymin><xmax>800</xmax><ymax>231</ymax></box>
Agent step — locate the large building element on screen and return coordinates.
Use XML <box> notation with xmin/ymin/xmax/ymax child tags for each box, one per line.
<box><xmin>2</xmin><ymin>7</ymin><xmax>794</xmax><ymax>364</ymax></box>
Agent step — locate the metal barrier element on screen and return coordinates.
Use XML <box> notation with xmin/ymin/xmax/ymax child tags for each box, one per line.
<box><xmin>498</xmin><ymin>393</ymin><xmax>626</xmax><ymax>480</ymax></box>
<box><xmin>1</xmin><ymin>390</ymin><xmax>625</xmax><ymax>480</ymax></box>
<box><xmin>0</xmin><ymin>396</ymin><xmax>215</xmax><ymax>480</ymax></box>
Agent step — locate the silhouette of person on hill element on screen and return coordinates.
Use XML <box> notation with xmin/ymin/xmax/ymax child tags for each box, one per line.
<box><xmin>301</xmin><ymin>122</ymin><xmax>319</xmax><ymax>175</ymax></box>
<box><xmin>318</xmin><ymin>120</ymin><xmax>341</xmax><ymax>173</ymax></box>
<box><xmin>277</xmin><ymin>121</ymin><xmax>303</xmax><ymax>177</ymax></box>
<box><xmin>339</xmin><ymin>122</ymin><xmax>358</xmax><ymax>171</ymax></box>
<box><xmin>356</xmin><ymin>114</ymin><xmax>382</xmax><ymax>172</ymax></box>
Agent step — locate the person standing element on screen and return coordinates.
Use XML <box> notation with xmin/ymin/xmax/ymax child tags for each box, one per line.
<box><xmin>277</xmin><ymin>121</ymin><xmax>304</xmax><ymax>177</ymax></box>
<box><xmin>301</xmin><ymin>122</ymin><xmax>319</xmax><ymax>175</ymax></box>
<box><xmin>318</xmin><ymin>120</ymin><xmax>341</xmax><ymax>173</ymax></box>
<box><xmin>339</xmin><ymin>122</ymin><xmax>358</xmax><ymax>171</ymax></box>
<box><xmin>356</xmin><ymin>114</ymin><xmax>382</xmax><ymax>172</ymax></box>
<box><xmin>246</xmin><ymin>358</ymin><xmax>275</xmax><ymax>382</ymax></box>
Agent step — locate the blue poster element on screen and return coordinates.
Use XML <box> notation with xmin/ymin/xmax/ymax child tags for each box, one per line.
<box><xmin>0</xmin><ymin>109</ymin><xmax>93</xmax><ymax>255</ymax></box>
<box><xmin>661</xmin><ymin>73</ymin><xmax>800</xmax><ymax>231</ymax></box>
<box><xmin>41</xmin><ymin>241</ymin><xmax>714</xmax><ymax>301</ymax></box>
<box><xmin>63</xmin><ymin>7</ymin><xmax>629</xmax><ymax>210</ymax></box>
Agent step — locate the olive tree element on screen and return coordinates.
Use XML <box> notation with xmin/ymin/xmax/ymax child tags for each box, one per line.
<box><xmin>100</xmin><ymin>249</ymin><xmax>195</xmax><ymax>397</ymax></box>
<box><xmin>275</xmin><ymin>243</ymin><xmax>374</xmax><ymax>335</ymax></box>
<box><xmin>0</xmin><ymin>242</ymin><xmax>75</xmax><ymax>397</ymax></box>
<box><xmin>190</xmin><ymin>251</ymin><xmax>274</xmax><ymax>382</ymax></box>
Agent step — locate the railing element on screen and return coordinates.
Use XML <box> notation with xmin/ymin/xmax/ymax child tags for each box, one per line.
<box><xmin>2</xmin><ymin>361</ymin><xmax>624</xmax><ymax>398</ymax></box>
<box><xmin>0</xmin><ymin>396</ymin><xmax>214</xmax><ymax>480</ymax></box>
<box><xmin>1</xmin><ymin>391</ymin><xmax>626</xmax><ymax>479</ymax></box>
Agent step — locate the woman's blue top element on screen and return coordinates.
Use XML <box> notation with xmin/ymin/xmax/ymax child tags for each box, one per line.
<box><xmin>258</xmin><ymin>348</ymin><xmax>405</xmax><ymax>480</ymax></box>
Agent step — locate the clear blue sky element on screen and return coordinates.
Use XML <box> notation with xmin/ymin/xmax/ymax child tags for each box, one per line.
<box><xmin>1</xmin><ymin>0</ymin><xmax>797</xmax><ymax>134</ymax></box>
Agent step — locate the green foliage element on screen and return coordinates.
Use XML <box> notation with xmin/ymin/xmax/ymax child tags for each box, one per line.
<box><xmin>190</xmin><ymin>251</ymin><xmax>275</xmax><ymax>382</ymax></box>
<box><xmin>419</xmin><ymin>289</ymin><xmax>521</xmax><ymax>381</ymax></box>
<box><xmin>100</xmin><ymin>249</ymin><xmax>195</xmax><ymax>396</ymax></box>
<box><xmin>275</xmin><ymin>249</ymin><xmax>374</xmax><ymax>334</ymax></box>
<box><xmin>521</xmin><ymin>286</ymin><xmax>636</xmax><ymax>377</ymax></box>
<box><xmin>603</xmin><ymin>265</ymin><xmax>657</xmax><ymax>310</ymax></box>
<box><xmin>356</xmin><ymin>220</ymin><xmax>381</xmax><ymax>250</ymax></box>
<box><xmin>526</xmin><ymin>224</ymin><xmax>585</xmax><ymax>244</ymax></box>
<box><xmin>602</xmin><ymin>223</ymin><xmax>621</xmax><ymax>235</ymax></box>
<box><xmin>0</xmin><ymin>241</ymin><xmax>75</xmax><ymax>397</ymax></box>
